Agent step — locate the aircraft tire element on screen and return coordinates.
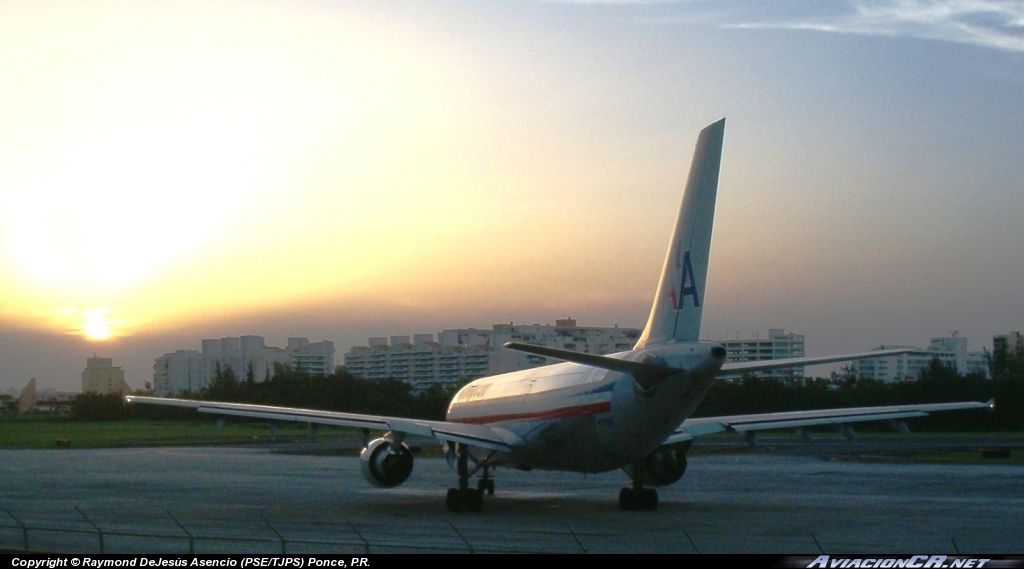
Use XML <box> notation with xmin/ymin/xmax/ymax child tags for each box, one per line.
<box><xmin>446</xmin><ymin>488</ymin><xmax>465</xmax><ymax>513</ymax></box>
<box><xmin>468</xmin><ymin>488</ymin><xmax>484</xmax><ymax>512</ymax></box>
<box><xmin>619</xmin><ymin>488</ymin><xmax>635</xmax><ymax>510</ymax></box>
<box><xmin>619</xmin><ymin>487</ymin><xmax>658</xmax><ymax>511</ymax></box>
<box><xmin>478</xmin><ymin>478</ymin><xmax>495</xmax><ymax>496</ymax></box>
<box><xmin>641</xmin><ymin>488</ymin><xmax>658</xmax><ymax>511</ymax></box>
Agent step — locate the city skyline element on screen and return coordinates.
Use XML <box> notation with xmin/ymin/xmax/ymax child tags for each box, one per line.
<box><xmin>4</xmin><ymin>322</ymin><xmax>1009</xmax><ymax>394</ymax></box>
<box><xmin>2</xmin><ymin>0</ymin><xmax>1022</xmax><ymax>392</ymax></box>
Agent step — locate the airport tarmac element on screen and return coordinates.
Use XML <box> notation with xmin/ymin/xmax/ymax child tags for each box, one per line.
<box><xmin>1</xmin><ymin>435</ymin><xmax>1022</xmax><ymax>554</ymax></box>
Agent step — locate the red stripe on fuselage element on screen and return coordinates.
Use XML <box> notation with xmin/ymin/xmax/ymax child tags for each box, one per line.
<box><xmin>449</xmin><ymin>401</ymin><xmax>611</xmax><ymax>425</ymax></box>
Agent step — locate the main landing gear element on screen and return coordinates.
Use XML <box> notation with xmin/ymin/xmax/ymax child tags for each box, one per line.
<box><xmin>619</xmin><ymin>460</ymin><xmax>659</xmax><ymax>511</ymax></box>
<box><xmin>478</xmin><ymin>470</ymin><xmax>495</xmax><ymax>495</ymax></box>
<box><xmin>446</xmin><ymin>444</ymin><xmax>494</xmax><ymax>513</ymax></box>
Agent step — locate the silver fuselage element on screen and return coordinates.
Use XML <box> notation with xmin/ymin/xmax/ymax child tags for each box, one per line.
<box><xmin>446</xmin><ymin>341</ymin><xmax>725</xmax><ymax>472</ymax></box>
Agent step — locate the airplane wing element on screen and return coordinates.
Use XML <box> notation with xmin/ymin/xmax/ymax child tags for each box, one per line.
<box><xmin>124</xmin><ymin>395</ymin><xmax>516</xmax><ymax>453</ymax></box>
<box><xmin>663</xmin><ymin>399</ymin><xmax>995</xmax><ymax>444</ymax></box>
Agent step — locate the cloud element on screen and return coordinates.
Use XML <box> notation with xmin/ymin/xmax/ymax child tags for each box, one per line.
<box><xmin>551</xmin><ymin>0</ymin><xmax>1024</xmax><ymax>53</ymax></box>
<box><xmin>725</xmin><ymin>0</ymin><xmax>1024</xmax><ymax>53</ymax></box>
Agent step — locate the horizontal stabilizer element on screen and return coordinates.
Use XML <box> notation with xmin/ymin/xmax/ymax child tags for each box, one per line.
<box><xmin>720</xmin><ymin>348</ymin><xmax>914</xmax><ymax>375</ymax></box>
<box><xmin>503</xmin><ymin>342</ymin><xmax>680</xmax><ymax>389</ymax></box>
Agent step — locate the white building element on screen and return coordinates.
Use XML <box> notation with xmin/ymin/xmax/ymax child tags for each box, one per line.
<box><xmin>965</xmin><ymin>351</ymin><xmax>990</xmax><ymax>377</ymax></box>
<box><xmin>851</xmin><ymin>333</ymin><xmax>985</xmax><ymax>382</ymax></box>
<box><xmin>346</xmin><ymin>320</ymin><xmax>811</xmax><ymax>389</ymax></box>
<box><xmin>715</xmin><ymin>329</ymin><xmax>806</xmax><ymax>381</ymax></box>
<box><xmin>344</xmin><ymin>319</ymin><xmax>641</xmax><ymax>391</ymax></box>
<box><xmin>930</xmin><ymin>335</ymin><xmax>968</xmax><ymax>373</ymax></box>
<box><xmin>82</xmin><ymin>357</ymin><xmax>132</xmax><ymax>395</ymax></box>
<box><xmin>153</xmin><ymin>336</ymin><xmax>335</xmax><ymax>396</ymax></box>
<box><xmin>152</xmin><ymin>349</ymin><xmax>205</xmax><ymax>395</ymax></box>
<box><xmin>287</xmin><ymin>337</ymin><xmax>336</xmax><ymax>375</ymax></box>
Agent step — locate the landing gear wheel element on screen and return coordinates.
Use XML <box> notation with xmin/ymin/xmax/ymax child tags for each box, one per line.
<box><xmin>477</xmin><ymin>478</ymin><xmax>495</xmax><ymax>496</ymax></box>
<box><xmin>620</xmin><ymin>458</ymin><xmax>659</xmax><ymax>511</ymax></box>
<box><xmin>640</xmin><ymin>487</ymin><xmax>658</xmax><ymax>510</ymax></box>
<box><xmin>447</xmin><ymin>444</ymin><xmax>485</xmax><ymax>513</ymax></box>
<box><xmin>468</xmin><ymin>488</ymin><xmax>484</xmax><ymax>512</ymax></box>
<box><xmin>446</xmin><ymin>488</ymin><xmax>465</xmax><ymax>512</ymax></box>
<box><xmin>619</xmin><ymin>487</ymin><xmax>634</xmax><ymax>510</ymax></box>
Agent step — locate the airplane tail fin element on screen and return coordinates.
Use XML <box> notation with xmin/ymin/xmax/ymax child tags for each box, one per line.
<box><xmin>634</xmin><ymin>118</ymin><xmax>725</xmax><ymax>349</ymax></box>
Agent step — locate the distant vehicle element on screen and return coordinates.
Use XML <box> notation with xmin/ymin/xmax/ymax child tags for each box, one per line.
<box><xmin>128</xmin><ymin>118</ymin><xmax>990</xmax><ymax>512</ymax></box>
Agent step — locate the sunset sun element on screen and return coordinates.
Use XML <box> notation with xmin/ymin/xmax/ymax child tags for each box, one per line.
<box><xmin>82</xmin><ymin>308</ymin><xmax>114</xmax><ymax>341</ymax></box>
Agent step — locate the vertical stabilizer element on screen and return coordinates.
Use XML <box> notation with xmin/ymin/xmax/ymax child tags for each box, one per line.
<box><xmin>634</xmin><ymin>118</ymin><xmax>725</xmax><ymax>349</ymax></box>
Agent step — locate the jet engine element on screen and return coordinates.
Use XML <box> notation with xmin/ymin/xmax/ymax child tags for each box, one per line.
<box><xmin>647</xmin><ymin>444</ymin><xmax>688</xmax><ymax>485</ymax></box>
<box><xmin>360</xmin><ymin>438</ymin><xmax>414</xmax><ymax>488</ymax></box>
<box><xmin>642</xmin><ymin>442</ymin><xmax>689</xmax><ymax>486</ymax></box>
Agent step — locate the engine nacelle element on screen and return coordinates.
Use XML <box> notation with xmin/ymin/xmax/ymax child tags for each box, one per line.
<box><xmin>360</xmin><ymin>438</ymin><xmax>414</xmax><ymax>488</ymax></box>
<box><xmin>643</xmin><ymin>442</ymin><xmax>689</xmax><ymax>486</ymax></box>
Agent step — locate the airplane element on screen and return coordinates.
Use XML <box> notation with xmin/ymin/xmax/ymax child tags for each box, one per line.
<box><xmin>126</xmin><ymin>118</ymin><xmax>992</xmax><ymax>512</ymax></box>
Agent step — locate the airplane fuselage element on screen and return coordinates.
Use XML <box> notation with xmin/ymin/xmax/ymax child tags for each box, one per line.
<box><xmin>446</xmin><ymin>341</ymin><xmax>725</xmax><ymax>472</ymax></box>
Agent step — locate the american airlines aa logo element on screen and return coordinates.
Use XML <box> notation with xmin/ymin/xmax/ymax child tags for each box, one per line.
<box><xmin>670</xmin><ymin>250</ymin><xmax>700</xmax><ymax>309</ymax></box>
